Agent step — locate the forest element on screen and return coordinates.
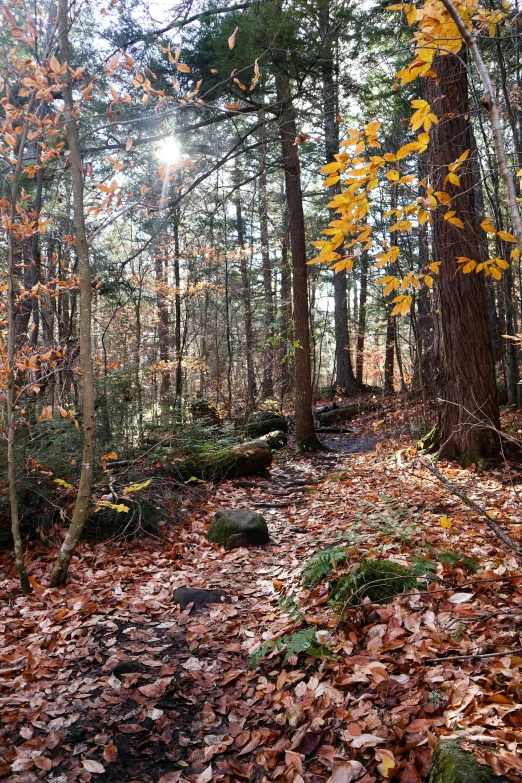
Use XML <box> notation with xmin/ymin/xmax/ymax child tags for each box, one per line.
<box><xmin>2</xmin><ymin>0</ymin><xmax>522</xmax><ymax>780</ymax></box>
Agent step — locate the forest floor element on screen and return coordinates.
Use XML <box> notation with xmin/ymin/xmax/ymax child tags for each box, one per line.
<box><xmin>2</xmin><ymin>403</ymin><xmax>522</xmax><ymax>783</ymax></box>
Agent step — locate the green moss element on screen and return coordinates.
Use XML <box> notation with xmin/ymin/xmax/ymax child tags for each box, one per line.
<box><xmin>246</xmin><ymin>416</ymin><xmax>287</xmax><ymax>438</ymax></box>
<box><xmin>208</xmin><ymin>509</ymin><xmax>269</xmax><ymax>545</ymax></box>
<box><xmin>330</xmin><ymin>559</ymin><xmax>415</xmax><ymax>606</ymax></box>
<box><xmin>429</xmin><ymin>740</ymin><xmax>509</xmax><ymax>783</ymax></box>
<box><xmin>460</xmin><ymin>449</ymin><xmax>482</xmax><ymax>469</ymax></box>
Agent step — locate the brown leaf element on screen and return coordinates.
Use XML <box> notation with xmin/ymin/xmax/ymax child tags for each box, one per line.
<box><xmin>327</xmin><ymin>761</ymin><xmax>364</xmax><ymax>783</ymax></box>
<box><xmin>82</xmin><ymin>759</ymin><xmax>105</xmax><ymax>774</ymax></box>
<box><xmin>103</xmin><ymin>743</ymin><xmax>118</xmax><ymax>762</ymax></box>
<box><xmin>400</xmin><ymin>764</ymin><xmax>422</xmax><ymax>783</ymax></box>
<box><xmin>34</xmin><ymin>756</ymin><xmax>52</xmax><ymax>771</ymax></box>
<box><xmin>196</xmin><ymin>765</ymin><xmax>213</xmax><ymax>783</ymax></box>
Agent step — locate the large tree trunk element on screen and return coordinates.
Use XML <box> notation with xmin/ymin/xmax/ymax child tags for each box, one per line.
<box><xmin>279</xmin><ymin>214</ymin><xmax>293</xmax><ymax>401</ymax></box>
<box><xmin>319</xmin><ymin>3</ymin><xmax>358</xmax><ymax>396</ymax></box>
<box><xmin>274</xmin><ymin>68</ymin><xmax>320</xmax><ymax>449</ymax></box>
<box><xmin>49</xmin><ymin>0</ymin><xmax>97</xmax><ymax>586</ymax></box>
<box><xmin>425</xmin><ymin>53</ymin><xmax>499</xmax><ymax>460</ymax></box>
<box><xmin>173</xmin><ymin>205</ymin><xmax>183</xmax><ymax>413</ymax></box>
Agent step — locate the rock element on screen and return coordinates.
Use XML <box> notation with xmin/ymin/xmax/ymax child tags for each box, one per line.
<box><xmin>208</xmin><ymin>509</ymin><xmax>270</xmax><ymax>547</ymax></box>
<box><xmin>190</xmin><ymin>397</ymin><xmax>222</xmax><ymax>425</ymax></box>
<box><xmin>428</xmin><ymin>740</ymin><xmax>510</xmax><ymax>783</ymax></box>
<box><xmin>225</xmin><ymin>533</ymin><xmax>255</xmax><ymax>550</ymax></box>
<box><xmin>173</xmin><ymin>587</ymin><xmax>230</xmax><ymax>612</ymax></box>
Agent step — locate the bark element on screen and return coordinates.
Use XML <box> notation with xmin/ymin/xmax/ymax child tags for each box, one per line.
<box><xmin>320</xmin><ymin>2</ymin><xmax>358</xmax><ymax>395</ymax></box>
<box><xmin>274</xmin><ymin>57</ymin><xmax>320</xmax><ymax>449</ymax></box>
<box><xmin>49</xmin><ymin>0</ymin><xmax>97</xmax><ymax>586</ymax></box>
<box><xmin>279</xmin><ymin>221</ymin><xmax>293</xmax><ymax>400</ymax></box>
<box><xmin>235</xmin><ymin>170</ymin><xmax>256</xmax><ymax>408</ymax></box>
<box><xmin>425</xmin><ymin>52</ymin><xmax>499</xmax><ymax>460</ymax></box>
<box><xmin>356</xmin><ymin>253</ymin><xmax>368</xmax><ymax>384</ymax></box>
<box><xmin>259</xmin><ymin>152</ymin><xmax>275</xmax><ymax>398</ymax></box>
<box><xmin>155</xmin><ymin>245</ymin><xmax>170</xmax><ymax>409</ymax></box>
<box><xmin>173</xmin><ymin>206</ymin><xmax>183</xmax><ymax>410</ymax></box>
<box><xmin>439</xmin><ymin>0</ymin><xmax>522</xmax><ymax>251</ymax></box>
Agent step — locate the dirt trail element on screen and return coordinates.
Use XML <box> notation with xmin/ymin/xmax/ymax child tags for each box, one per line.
<box><xmin>2</xmin><ymin>433</ymin><xmax>522</xmax><ymax>783</ymax></box>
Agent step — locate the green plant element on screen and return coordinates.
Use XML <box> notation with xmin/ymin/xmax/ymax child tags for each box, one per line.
<box><xmin>278</xmin><ymin>594</ymin><xmax>305</xmax><ymax>622</ymax></box>
<box><xmin>248</xmin><ymin>628</ymin><xmax>320</xmax><ymax>669</ymax></box>
<box><xmin>354</xmin><ymin>493</ymin><xmax>420</xmax><ymax>545</ymax></box>
<box><xmin>425</xmin><ymin>544</ymin><xmax>479</xmax><ymax>573</ymax></box>
<box><xmin>302</xmin><ymin>544</ymin><xmax>349</xmax><ymax>586</ymax></box>
<box><xmin>330</xmin><ymin>559</ymin><xmax>419</xmax><ymax>607</ymax></box>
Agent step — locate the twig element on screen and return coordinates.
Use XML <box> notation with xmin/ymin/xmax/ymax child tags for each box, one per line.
<box><xmin>425</xmin><ymin>647</ymin><xmax>522</xmax><ymax>664</ymax></box>
<box><xmin>417</xmin><ymin>456</ymin><xmax>522</xmax><ymax>555</ymax></box>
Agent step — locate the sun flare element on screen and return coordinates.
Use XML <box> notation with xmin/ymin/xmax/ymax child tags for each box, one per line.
<box><xmin>158</xmin><ymin>136</ymin><xmax>181</xmax><ymax>165</ymax></box>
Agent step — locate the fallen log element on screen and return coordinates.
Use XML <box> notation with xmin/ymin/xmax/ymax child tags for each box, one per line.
<box><xmin>315</xmin><ymin>401</ymin><xmax>378</xmax><ymax>426</ymax></box>
<box><xmin>170</xmin><ymin>439</ymin><xmax>272</xmax><ymax>482</ymax></box>
<box><xmin>246</xmin><ymin>414</ymin><xmax>288</xmax><ymax>438</ymax></box>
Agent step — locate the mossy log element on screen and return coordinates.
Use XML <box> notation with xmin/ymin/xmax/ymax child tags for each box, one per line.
<box><xmin>259</xmin><ymin>429</ymin><xmax>287</xmax><ymax>450</ymax></box>
<box><xmin>246</xmin><ymin>416</ymin><xmax>288</xmax><ymax>438</ymax></box>
<box><xmin>315</xmin><ymin>402</ymin><xmax>377</xmax><ymax>426</ymax></box>
<box><xmin>172</xmin><ymin>439</ymin><xmax>272</xmax><ymax>482</ymax></box>
<box><xmin>429</xmin><ymin>740</ymin><xmax>509</xmax><ymax>783</ymax></box>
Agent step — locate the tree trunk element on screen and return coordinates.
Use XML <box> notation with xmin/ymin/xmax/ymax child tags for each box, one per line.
<box><xmin>155</xmin><ymin>245</ymin><xmax>170</xmax><ymax>410</ymax></box>
<box><xmin>173</xmin><ymin>205</ymin><xmax>183</xmax><ymax>411</ymax></box>
<box><xmin>425</xmin><ymin>53</ymin><xmax>499</xmax><ymax>460</ymax></box>
<box><xmin>6</xmin><ymin>92</ymin><xmax>36</xmax><ymax>595</ymax></box>
<box><xmin>319</xmin><ymin>2</ymin><xmax>358</xmax><ymax>395</ymax></box>
<box><xmin>259</xmin><ymin>153</ymin><xmax>275</xmax><ymax>398</ymax></box>
<box><xmin>356</xmin><ymin>253</ymin><xmax>368</xmax><ymax>384</ymax></box>
<box><xmin>280</xmin><ymin>215</ymin><xmax>293</xmax><ymax>401</ymax></box>
<box><xmin>235</xmin><ymin>169</ymin><xmax>256</xmax><ymax>410</ymax></box>
<box><xmin>49</xmin><ymin>0</ymin><xmax>97</xmax><ymax>586</ymax></box>
<box><xmin>274</xmin><ymin>65</ymin><xmax>320</xmax><ymax>449</ymax></box>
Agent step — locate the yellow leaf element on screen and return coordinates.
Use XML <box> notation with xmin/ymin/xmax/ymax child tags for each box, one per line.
<box><xmin>101</xmin><ymin>452</ymin><xmax>118</xmax><ymax>461</ymax></box>
<box><xmin>435</xmin><ymin>191</ymin><xmax>451</xmax><ymax>205</ymax></box>
<box><xmin>382</xmin><ymin>755</ymin><xmax>396</xmax><ymax>779</ymax></box>
<box><xmin>175</xmin><ymin>62</ymin><xmax>190</xmax><ymax>73</ymax></box>
<box><xmin>54</xmin><ymin>478</ymin><xmax>73</xmax><ymax>489</ymax></box>
<box><xmin>386</xmin><ymin>169</ymin><xmax>400</xmax><ymax>181</ymax></box>
<box><xmin>445</xmin><ymin>214</ymin><xmax>464</xmax><ymax>229</ymax></box>
<box><xmin>123</xmin><ymin>479</ymin><xmax>152</xmax><ymax>494</ymax></box>
<box><xmin>486</xmin><ymin>509</ymin><xmax>496</xmax><ymax>519</ymax></box>
<box><xmin>439</xmin><ymin>516</ymin><xmax>452</xmax><ymax>529</ymax></box>
<box><xmin>497</xmin><ymin>230</ymin><xmax>517</xmax><ymax>243</ymax></box>
<box><xmin>446</xmin><ymin>173</ymin><xmax>460</xmax><ymax>186</ymax></box>
<box><xmin>228</xmin><ymin>26</ymin><xmax>238</xmax><ymax>49</ymax></box>
<box><xmin>480</xmin><ymin>218</ymin><xmax>496</xmax><ymax>233</ymax></box>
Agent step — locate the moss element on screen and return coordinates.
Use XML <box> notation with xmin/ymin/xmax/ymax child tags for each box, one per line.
<box><xmin>429</xmin><ymin>740</ymin><xmax>509</xmax><ymax>783</ymax></box>
<box><xmin>459</xmin><ymin>449</ymin><xmax>482</xmax><ymax>469</ymax></box>
<box><xmin>84</xmin><ymin>498</ymin><xmax>158</xmax><ymax>541</ymax></box>
<box><xmin>208</xmin><ymin>509</ymin><xmax>269</xmax><ymax>545</ymax></box>
<box><xmin>259</xmin><ymin>430</ymin><xmax>287</xmax><ymax>450</ymax></box>
<box><xmin>246</xmin><ymin>416</ymin><xmax>287</xmax><ymax>438</ymax></box>
<box><xmin>330</xmin><ymin>559</ymin><xmax>414</xmax><ymax>606</ymax></box>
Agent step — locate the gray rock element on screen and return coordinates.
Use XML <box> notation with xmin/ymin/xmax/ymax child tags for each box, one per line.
<box><xmin>173</xmin><ymin>587</ymin><xmax>230</xmax><ymax>612</ymax></box>
<box><xmin>208</xmin><ymin>509</ymin><xmax>269</xmax><ymax>546</ymax></box>
<box><xmin>428</xmin><ymin>740</ymin><xmax>510</xmax><ymax>783</ymax></box>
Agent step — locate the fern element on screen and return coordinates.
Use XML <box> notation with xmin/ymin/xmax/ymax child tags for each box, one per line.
<box><xmin>248</xmin><ymin>628</ymin><xmax>320</xmax><ymax>669</ymax></box>
<box><xmin>303</xmin><ymin>545</ymin><xmax>348</xmax><ymax>586</ymax></box>
<box><xmin>424</xmin><ymin>545</ymin><xmax>479</xmax><ymax>573</ymax></box>
<box><xmin>278</xmin><ymin>594</ymin><xmax>305</xmax><ymax>621</ymax></box>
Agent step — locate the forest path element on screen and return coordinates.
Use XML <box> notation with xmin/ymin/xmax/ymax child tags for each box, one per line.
<box><xmin>2</xmin><ymin>426</ymin><xmax>521</xmax><ymax>783</ymax></box>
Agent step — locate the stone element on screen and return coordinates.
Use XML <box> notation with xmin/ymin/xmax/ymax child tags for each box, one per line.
<box><xmin>428</xmin><ymin>740</ymin><xmax>510</xmax><ymax>783</ymax></box>
<box><xmin>208</xmin><ymin>509</ymin><xmax>270</xmax><ymax>546</ymax></box>
<box><xmin>259</xmin><ymin>430</ymin><xmax>288</xmax><ymax>450</ymax></box>
<box><xmin>173</xmin><ymin>587</ymin><xmax>230</xmax><ymax>612</ymax></box>
<box><xmin>225</xmin><ymin>533</ymin><xmax>255</xmax><ymax>550</ymax></box>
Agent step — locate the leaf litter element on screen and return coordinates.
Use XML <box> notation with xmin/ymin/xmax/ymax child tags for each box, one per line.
<box><xmin>1</xmin><ymin>404</ymin><xmax>522</xmax><ymax>782</ymax></box>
